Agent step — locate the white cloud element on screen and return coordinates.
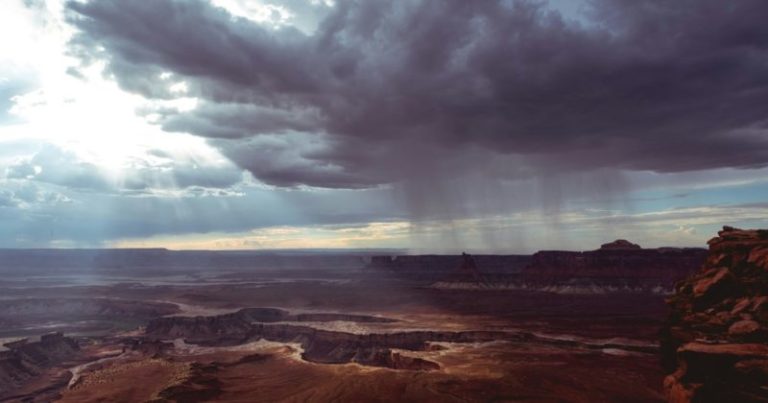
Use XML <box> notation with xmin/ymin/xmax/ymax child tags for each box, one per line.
<box><xmin>212</xmin><ymin>0</ymin><xmax>294</xmax><ymax>27</ymax></box>
<box><xmin>0</xmin><ymin>0</ymin><xmax>246</xmax><ymax>195</ymax></box>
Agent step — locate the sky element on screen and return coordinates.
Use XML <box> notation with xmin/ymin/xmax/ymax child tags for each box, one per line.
<box><xmin>0</xmin><ymin>0</ymin><xmax>767</xmax><ymax>252</ymax></box>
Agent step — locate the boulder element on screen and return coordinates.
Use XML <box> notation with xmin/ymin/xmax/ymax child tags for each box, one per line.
<box><xmin>731</xmin><ymin>298</ymin><xmax>752</xmax><ymax>315</ymax></box>
<box><xmin>692</xmin><ymin>267</ymin><xmax>733</xmax><ymax>298</ymax></box>
<box><xmin>748</xmin><ymin>246</ymin><xmax>768</xmax><ymax>270</ymax></box>
<box><xmin>728</xmin><ymin>320</ymin><xmax>761</xmax><ymax>337</ymax></box>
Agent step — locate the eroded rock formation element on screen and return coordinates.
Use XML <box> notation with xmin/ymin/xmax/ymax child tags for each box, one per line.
<box><xmin>0</xmin><ymin>332</ymin><xmax>79</xmax><ymax>398</ymax></box>
<box><xmin>146</xmin><ymin>309</ymin><xmax>444</xmax><ymax>370</ymax></box>
<box><xmin>449</xmin><ymin>253</ymin><xmax>483</xmax><ymax>283</ymax></box>
<box><xmin>662</xmin><ymin>226</ymin><xmax>768</xmax><ymax>402</ymax></box>
<box><xmin>146</xmin><ymin>307</ymin><xmax>658</xmax><ymax>372</ymax></box>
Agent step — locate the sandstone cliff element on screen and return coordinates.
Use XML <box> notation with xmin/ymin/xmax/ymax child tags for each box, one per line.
<box><xmin>662</xmin><ymin>227</ymin><xmax>768</xmax><ymax>402</ymax></box>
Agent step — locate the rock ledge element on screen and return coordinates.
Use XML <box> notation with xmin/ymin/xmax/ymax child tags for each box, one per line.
<box><xmin>662</xmin><ymin>226</ymin><xmax>768</xmax><ymax>402</ymax></box>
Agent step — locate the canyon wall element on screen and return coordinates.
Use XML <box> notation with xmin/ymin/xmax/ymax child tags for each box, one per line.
<box><xmin>145</xmin><ymin>306</ymin><xmax>658</xmax><ymax>373</ymax></box>
<box><xmin>0</xmin><ymin>333</ymin><xmax>79</xmax><ymax>398</ymax></box>
<box><xmin>145</xmin><ymin>309</ymin><xmax>448</xmax><ymax>370</ymax></box>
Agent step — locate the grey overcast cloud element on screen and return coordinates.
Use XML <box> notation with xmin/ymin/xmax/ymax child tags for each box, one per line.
<box><xmin>1</xmin><ymin>0</ymin><xmax>767</xmax><ymax>250</ymax></box>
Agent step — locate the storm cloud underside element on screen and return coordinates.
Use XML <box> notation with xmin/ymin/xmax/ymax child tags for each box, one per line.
<box><xmin>65</xmin><ymin>0</ymin><xmax>768</xmax><ymax>190</ymax></box>
<box><xmin>1</xmin><ymin>0</ymin><xmax>767</xmax><ymax>249</ymax></box>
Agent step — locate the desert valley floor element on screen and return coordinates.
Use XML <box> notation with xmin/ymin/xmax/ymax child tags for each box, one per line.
<box><xmin>0</xmin><ymin>248</ymin><xmax>683</xmax><ymax>402</ymax></box>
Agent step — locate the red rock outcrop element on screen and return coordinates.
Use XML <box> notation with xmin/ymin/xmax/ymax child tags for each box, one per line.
<box><xmin>662</xmin><ymin>226</ymin><xmax>768</xmax><ymax>402</ymax></box>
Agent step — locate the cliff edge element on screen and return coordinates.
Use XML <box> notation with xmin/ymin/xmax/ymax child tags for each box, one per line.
<box><xmin>0</xmin><ymin>332</ymin><xmax>79</xmax><ymax>398</ymax></box>
<box><xmin>662</xmin><ymin>226</ymin><xmax>768</xmax><ymax>402</ymax></box>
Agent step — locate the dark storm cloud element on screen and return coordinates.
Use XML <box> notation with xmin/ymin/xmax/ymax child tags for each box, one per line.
<box><xmin>65</xmin><ymin>0</ymin><xmax>768</xmax><ymax>189</ymax></box>
<box><xmin>158</xmin><ymin>103</ymin><xmax>325</xmax><ymax>139</ymax></box>
<box><xmin>212</xmin><ymin>134</ymin><xmax>379</xmax><ymax>188</ymax></box>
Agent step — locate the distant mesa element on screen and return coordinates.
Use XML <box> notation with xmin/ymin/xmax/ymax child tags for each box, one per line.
<box><xmin>599</xmin><ymin>239</ymin><xmax>641</xmax><ymax>250</ymax></box>
<box><xmin>369</xmin><ymin>240</ymin><xmax>707</xmax><ymax>292</ymax></box>
<box><xmin>521</xmin><ymin>243</ymin><xmax>707</xmax><ymax>292</ymax></box>
<box><xmin>367</xmin><ymin>254</ymin><xmax>531</xmax><ymax>284</ymax></box>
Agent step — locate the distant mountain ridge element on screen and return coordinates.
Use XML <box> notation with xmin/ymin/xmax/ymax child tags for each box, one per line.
<box><xmin>371</xmin><ymin>240</ymin><xmax>707</xmax><ymax>293</ymax></box>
